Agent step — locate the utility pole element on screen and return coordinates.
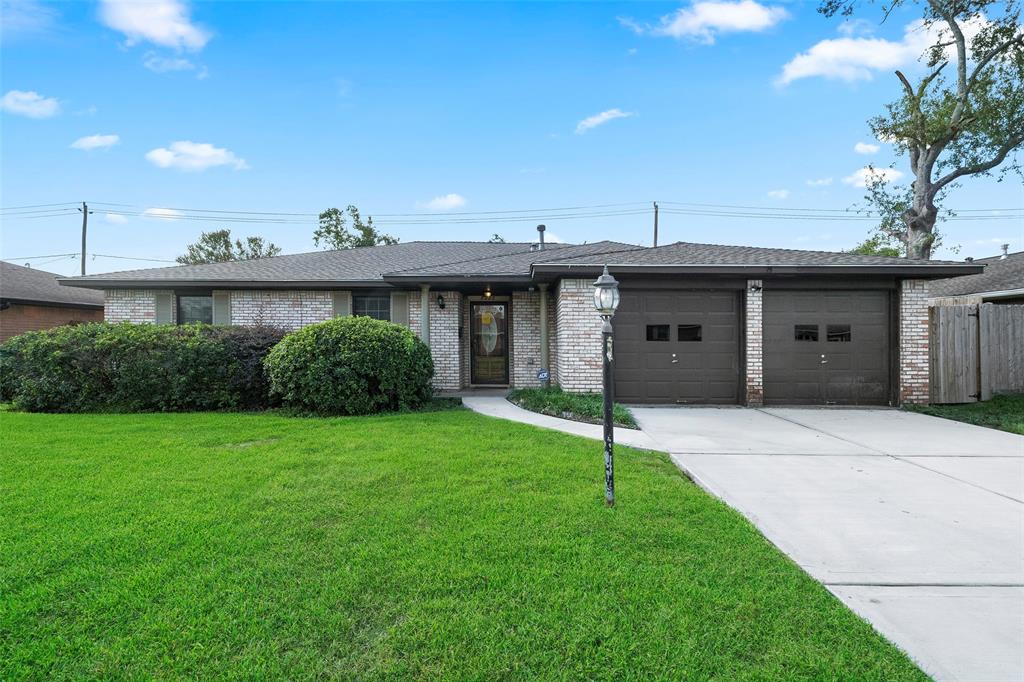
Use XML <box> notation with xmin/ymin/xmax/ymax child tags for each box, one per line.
<box><xmin>652</xmin><ymin>201</ymin><xmax>659</xmax><ymax>247</ymax></box>
<box><xmin>77</xmin><ymin>201</ymin><xmax>92</xmax><ymax>276</ymax></box>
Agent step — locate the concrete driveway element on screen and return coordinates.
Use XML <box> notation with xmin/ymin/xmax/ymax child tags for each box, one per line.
<box><xmin>633</xmin><ymin>407</ymin><xmax>1024</xmax><ymax>682</ymax></box>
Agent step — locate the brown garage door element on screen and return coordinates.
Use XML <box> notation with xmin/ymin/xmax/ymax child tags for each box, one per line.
<box><xmin>764</xmin><ymin>290</ymin><xmax>891</xmax><ymax>405</ymax></box>
<box><xmin>614</xmin><ymin>289</ymin><xmax>740</xmax><ymax>404</ymax></box>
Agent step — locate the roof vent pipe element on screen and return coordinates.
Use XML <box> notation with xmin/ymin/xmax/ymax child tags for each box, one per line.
<box><xmin>1001</xmin><ymin>243</ymin><xmax>1009</xmax><ymax>259</ymax></box>
<box><xmin>537</xmin><ymin>224</ymin><xmax>546</xmax><ymax>250</ymax></box>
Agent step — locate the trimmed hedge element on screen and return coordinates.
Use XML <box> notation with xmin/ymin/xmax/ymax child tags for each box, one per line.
<box><xmin>0</xmin><ymin>323</ymin><xmax>285</xmax><ymax>412</ymax></box>
<box><xmin>265</xmin><ymin>316</ymin><xmax>434</xmax><ymax>415</ymax></box>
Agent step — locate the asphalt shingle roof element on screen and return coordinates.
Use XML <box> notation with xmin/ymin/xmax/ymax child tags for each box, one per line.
<box><xmin>60</xmin><ymin>242</ymin><xmax>553</xmax><ymax>284</ymax></box>
<box><xmin>386</xmin><ymin>241</ymin><xmax>643</xmax><ymax>276</ymax></box>
<box><xmin>540</xmin><ymin>241</ymin><xmax>969</xmax><ymax>267</ymax></box>
<box><xmin>1</xmin><ymin>262</ymin><xmax>104</xmax><ymax>307</ymax></box>
<box><xmin>929</xmin><ymin>251</ymin><xmax>1024</xmax><ymax>297</ymax></box>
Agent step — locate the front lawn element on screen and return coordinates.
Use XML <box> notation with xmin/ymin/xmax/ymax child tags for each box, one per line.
<box><xmin>1</xmin><ymin>409</ymin><xmax>924</xmax><ymax>679</ymax></box>
<box><xmin>908</xmin><ymin>393</ymin><xmax>1024</xmax><ymax>435</ymax></box>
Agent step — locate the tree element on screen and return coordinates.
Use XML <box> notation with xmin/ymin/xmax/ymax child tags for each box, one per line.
<box><xmin>177</xmin><ymin>229</ymin><xmax>282</xmax><ymax>265</ymax></box>
<box><xmin>488</xmin><ymin>233</ymin><xmax>506</xmax><ymax>243</ymax></box>
<box><xmin>820</xmin><ymin>0</ymin><xmax>1023</xmax><ymax>259</ymax></box>
<box><xmin>314</xmin><ymin>205</ymin><xmax>398</xmax><ymax>250</ymax></box>
<box><xmin>846</xmin><ymin>234</ymin><xmax>905</xmax><ymax>257</ymax></box>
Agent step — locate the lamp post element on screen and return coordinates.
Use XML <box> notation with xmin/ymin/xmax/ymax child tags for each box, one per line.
<box><xmin>593</xmin><ymin>265</ymin><xmax>620</xmax><ymax>507</ymax></box>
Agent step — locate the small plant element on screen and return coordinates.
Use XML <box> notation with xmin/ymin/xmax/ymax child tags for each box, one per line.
<box><xmin>264</xmin><ymin>316</ymin><xmax>433</xmax><ymax>415</ymax></box>
<box><xmin>507</xmin><ymin>386</ymin><xmax>637</xmax><ymax>429</ymax></box>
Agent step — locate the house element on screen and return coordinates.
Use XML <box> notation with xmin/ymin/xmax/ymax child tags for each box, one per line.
<box><xmin>1</xmin><ymin>261</ymin><xmax>104</xmax><ymax>342</ymax></box>
<box><xmin>929</xmin><ymin>247</ymin><xmax>1024</xmax><ymax>305</ymax></box>
<box><xmin>58</xmin><ymin>230</ymin><xmax>982</xmax><ymax>406</ymax></box>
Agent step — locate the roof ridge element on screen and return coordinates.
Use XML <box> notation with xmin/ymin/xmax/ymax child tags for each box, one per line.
<box><xmin>382</xmin><ymin>242</ymin><xmax>576</xmax><ymax>275</ymax></box>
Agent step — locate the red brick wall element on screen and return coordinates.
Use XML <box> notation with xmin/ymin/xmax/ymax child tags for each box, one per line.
<box><xmin>0</xmin><ymin>303</ymin><xmax>103</xmax><ymax>342</ymax></box>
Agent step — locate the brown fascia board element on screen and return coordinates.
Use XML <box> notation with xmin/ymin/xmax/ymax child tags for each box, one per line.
<box><xmin>57</xmin><ymin>278</ymin><xmax>410</xmax><ymax>290</ymax></box>
<box><xmin>530</xmin><ymin>262</ymin><xmax>986</xmax><ymax>279</ymax></box>
<box><xmin>1</xmin><ymin>297</ymin><xmax>104</xmax><ymax>310</ymax></box>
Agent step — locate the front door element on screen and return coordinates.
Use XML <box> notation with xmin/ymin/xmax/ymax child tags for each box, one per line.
<box><xmin>470</xmin><ymin>302</ymin><xmax>509</xmax><ymax>385</ymax></box>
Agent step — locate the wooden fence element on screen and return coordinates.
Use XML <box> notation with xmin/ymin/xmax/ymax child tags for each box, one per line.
<box><xmin>930</xmin><ymin>303</ymin><xmax>1024</xmax><ymax>403</ymax></box>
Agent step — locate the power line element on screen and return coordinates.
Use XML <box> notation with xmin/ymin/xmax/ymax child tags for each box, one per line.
<box><xmin>90</xmin><ymin>253</ymin><xmax>177</xmax><ymax>263</ymax></box>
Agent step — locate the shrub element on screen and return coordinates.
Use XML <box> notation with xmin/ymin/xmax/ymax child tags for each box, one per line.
<box><xmin>0</xmin><ymin>322</ymin><xmax>286</xmax><ymax>413</ymax></box>
<box><xmin>507</xmin><ymin>386</ymin><xmax>638</xmax><ymax>429</ymax></box>
<box><xmin>264</xmin><ymin>316</ymin><xmax>434</xmax><ymax>415</ymax></box>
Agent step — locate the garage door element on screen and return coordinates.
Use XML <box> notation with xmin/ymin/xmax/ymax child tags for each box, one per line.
<box><xmin>764</xmin><ymin>290</ymin><xmax>891</xmax><ymax>405</ymax></box>
<box><xmin>615</xmin><ymin>290</ymin><xmax>740</xmax><ymax>404</ymax></box>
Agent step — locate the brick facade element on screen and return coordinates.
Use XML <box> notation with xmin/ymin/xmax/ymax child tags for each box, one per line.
<box><xmin>0</xmin><ymin>303</ymin><xmax>103</xmax><ymax>342</ymax></box>
<box><xmin>410</xmin><ymin>290</ymin><xmax>463</xmax><ymax>389</ymax></box>
<box><xmin>104</xmin><ymin>289</ymin><xmax>169</xmax><ymax>323</ymax></box>
<box><xmin>229</xmin><ymin>290</ymin><xmax>332</xmax><ymax>329</ymax></box>
<box><xmin>554</xmin><ymin>278</ymin><xmax>603</xmax><ymax>393</ymax></box>
<box><xmin>744</xmin><ymin>280</ymin><xmax>764</xmax><ymax>406</ymax></box>
<box><xmin>512</xmin><ymin>290</ymin><xmax>543</xmax><ymax>388</ymax></box>
<box><xmin>899</xmin><ymin>278</ymin><xmax>930</xmax><ymax>404</ymax></box>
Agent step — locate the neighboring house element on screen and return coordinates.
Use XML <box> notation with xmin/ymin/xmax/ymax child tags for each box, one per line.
<box><xmin>59</xmin><ymin>231</ymin><xmax>982</xmax><ymax>406</ymax></box>
<box><xmin>929</xmin><ymin>248</ymin><xmax>1024</xmax><ymax>305</ymax></box>
<box><xmin>1</xmin><ymin>262</ymin><xmax>104</xmax><ymax>342</ymax></box>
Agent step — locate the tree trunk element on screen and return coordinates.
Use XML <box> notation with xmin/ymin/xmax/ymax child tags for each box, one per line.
<box><xmin>901</xmin><ymin>207</ymin><xmax>937</xmax><ymax>259</ymax></box>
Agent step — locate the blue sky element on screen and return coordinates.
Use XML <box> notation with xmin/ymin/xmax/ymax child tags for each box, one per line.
<box><xmin>1</xmin><ymin>0</ymin><xmax>1021</xmax><ymax>276</ymax></box>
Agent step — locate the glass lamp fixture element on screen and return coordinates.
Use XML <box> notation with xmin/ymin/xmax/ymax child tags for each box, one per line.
<box><xmin>483</xmin><ymin>286</ymin><xmax>493</xmax><ymax>299</ymax></box>
<box><xmin>592</xmin><ymin>265</ymin><xmax>620</xmax><ymax>318</ymax></box>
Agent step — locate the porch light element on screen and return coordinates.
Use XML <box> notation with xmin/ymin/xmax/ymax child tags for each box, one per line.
<box><xmin>592</xmin><ymin>265</ymin><xmax>620</xmax><ymax>318</ymax></box>
<box><xmin>437</xmin><ymin>294</ymin><xmax>446</xmax><ymax>309</ymax></box>
<box><xmin>483</xmin><ymin>286</ymin><xmax>493</xmax><ymax>299</ymax></box>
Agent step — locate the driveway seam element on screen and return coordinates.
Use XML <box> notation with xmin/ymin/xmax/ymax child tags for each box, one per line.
<box><xmin>892</xmin><ymin>455</ymin><xmax>1024</xmax><ymax>504</ymax></box>
<box><xmin>754</xmin><ymin>408</ymin><xmax>892</xmax><ymax>456</ymax></box>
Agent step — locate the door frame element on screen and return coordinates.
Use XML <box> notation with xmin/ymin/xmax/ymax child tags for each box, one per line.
<box><xmin>469</xmin><ymin>299</ymin><xmax>511</xmax><ymax>386</ymax></box>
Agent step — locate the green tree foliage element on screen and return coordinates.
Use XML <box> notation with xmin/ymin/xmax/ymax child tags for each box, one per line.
<box><xmin>314</xmin><ymin>205</ymin><xmax>398</xmax><ymax>250</ymax></box>
<box><xmin>488</xmin><ymin>233</ymin><xmax>506</xmax><ymax>243</ymax></box>
<box><xmin>821</xmin><ymin>0</ymin><xmax>1023</xmax><ymax>259</ymax></box>
<box><xmin>846</xmin><ymin>234</ymin><xmax>905</xmax><ymax>258</ymax></box>
<box><xmin>177</xmin><ymin>229</ymin><xmax>282</xmax><ymax>265</ymax></box>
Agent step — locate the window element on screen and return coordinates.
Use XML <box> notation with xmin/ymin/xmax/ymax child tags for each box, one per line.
<box><xmin>178</xmin><ymin>295</ymin><xmax>213</xmax><ymax>324</ymax></box>
<box><xmin>827</xmin><ymin>324</ymin><xmax>852</xmax><ymax>342</ymax></box>
<box><xmin>646</xmin><ymin>324</ymin><xmax>670</xmax><ymax>341</ymax></box>
<box><xmin>678</xmin><ymin>324</ymin><xmax>702</xmax><ymax>342</ymax></box>
<box><xmin>794</xmin><ymin>324</ymin><xmax>818</xmax><ymax>342</ymax></box>
<box><xmin>353</xmin><ymin>294</ymin><xmax>391</xmax><ymax>321</ymax></box>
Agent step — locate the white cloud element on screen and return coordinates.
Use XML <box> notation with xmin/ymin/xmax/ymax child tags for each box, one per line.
<box><xmin>622</xmin><ymin>1</ymin><xmax>788</xmax><ymax>44</ymax></box>
<box><xmin>145</xmin><ymin>141</ymin><xmax>248</xmax><ymax>171</ymax></box>
<box><xmin>105</xmin><ymin>212</ymin><xmax>129</xmax><ymax>224</ymax></box>
<box><xmin>854</xmin><ymin>141</ymin><xmax>880</xmax><ymax>154</ymax></box>
<box><xmin>420</xmin><ymin>193</ymin><xmax>467</xmax><ymax>211</ymax></box>
<box><xmin>143</xmin><ymin>51</ymin><xmax>195</xmax><ymax>73</ymax></box>
<box><xmin>0</xmin><ymin>90</ymin><xmax>59</xmax><ymax>118</ymax></box>
<box><xmin>1</xmin><ymin>0</ymin><xmax>58</xmax><ymax>38</ymax></box>
<box><xmin>806</xmin><ymin>177</ymin><xmax>833</xmax><ymax>186</ymax></box>
<box><xmin>142</xmin><ymin>207</ymin><xmax>184</xmax><ymax>220</ymax></box>
<box><xmin>575</xmin><ymin>108</ymin><xmax>634</xmax><ymax>134</ymax></box>
<box><xmin>71</xmin><ymin>134</ymin><xmax>120</xmax><ymax>150</ymax></box>
<box><xmin>98</xmin><ymin>0</ymin><xmax>210</xmax><ymax>51</ymax></box>
<box><xmin>842</xmin><ymin>166</ymin><xmax>904</xmax><ymax>187</ymax></box>
<box><xmin>767</xmin><ymin>189</ymin><xmax>790</xmax><ymax>199</ymax></box>
<box><xmin>777</xmin><ymin>16</ymin><xmax>989</xmax><ymax>85</ymax></box>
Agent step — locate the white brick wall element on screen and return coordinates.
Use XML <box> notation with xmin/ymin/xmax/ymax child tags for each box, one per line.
<box><xmin>744</xmin><ymin>281</ymin><xmax>763</xmax><ymax>406</ymax></box>
<box><xmin>555</xmin><ymin>278</ymin><xmax>603</xmax><ymax>392</ymax></box>
<box><xmin>104</xmin><ymin>289</ymin><xmax>173</xmax><ymax>323</ymax></box>
<box><xmin>410</xmin><ymin>290</ymin><xmax>462</xmax><ymax>390</ymax></box>
<box><xmin>229</xmin><ymin>290</ymin><xmax>332</xmax><ymax>330</ymax></box>
<box><xmin>512</xmin><ymin>290</ymin><xmax>542</xmax><ymax>387</ymax></box>
<box><xmin>899</xmin><ymin>279</ymin><xmax>930</xmax><ymax>404</ymax></box>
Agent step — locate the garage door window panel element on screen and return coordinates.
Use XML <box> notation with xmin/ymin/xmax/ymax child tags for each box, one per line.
<box><xmin>827</xmin><ymin>324</ymin><xmax>852</xmax><ymax>342</ymax></box>
<box><xmin>678</xmin><ymin>324</ymin><xmax>702</xmax><ymax>342</ymax></box>
<box><xmin>795</xmin><ymin>324</ymin><xmax>819</xmax><ymax>342</ymax></box>
<box><xmin>646</xmin><ymin>325</ymin><xmax>670</xmax><ymax>341</ymax></box>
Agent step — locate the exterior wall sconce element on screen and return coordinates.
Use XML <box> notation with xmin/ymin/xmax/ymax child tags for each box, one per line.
<box><xmin>437</xmin><ymin>294</ymin><xmax>446</xmax><ymax>309</ymax></box>
<box><xmin>748</xmin><ymin>282</ymin><xmax>763</xmax><ymax>292</ymax></box>
<box><xmin>483</xmin><ymin>286</ymin><xmax>493</xmax><ymax>299</ymax></box>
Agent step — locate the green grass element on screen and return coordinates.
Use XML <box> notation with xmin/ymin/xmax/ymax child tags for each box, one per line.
<box><xmin>1</xmin><ymin>410</ymin><xmax>925</xmax><ymax>680</ymax></box>
<box><xmin>907</xmin><ymin>393</ymin><xmax>1024</xmax><ymax>435</ymax></box>
<box><xmin>507</xmin><ymin>386</ymin><xmax>638</xmax><ymax>429</ymax></box>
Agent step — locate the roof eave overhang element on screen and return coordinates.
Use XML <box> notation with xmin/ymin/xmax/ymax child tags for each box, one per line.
<box><xmin>0</xmin><ymin>297</ymin><xmax>104</xmax><ymax>310</ymax></box>
<box><xmin>57</xmin><ymin>278</ymin><xmax>403</xmax><ymax>290</ymax></box>
<box><xmin>381</xmin><ymin>273</ymin><xmax>534</xmax><ymax>285</ymax></box>
<box><xmin>530</xmin><ymin>263</ymin><xmax>986</xmax><ymax>279</ymax></box>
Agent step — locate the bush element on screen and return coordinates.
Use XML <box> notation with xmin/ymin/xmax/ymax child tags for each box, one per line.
<box><xmin>0</xmin><ymin>322</ymin><xmax>286</xmax><ymax>413</ymax></box>
<box><xmin>265</xmin><ymin>316</ymin><xmax>434</xmax><ymax>415</ymax></box>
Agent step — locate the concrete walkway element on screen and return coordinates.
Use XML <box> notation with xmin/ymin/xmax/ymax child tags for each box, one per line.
<box><xmin>462</xmin><ymin>397</ymin><xmax>1024</xmax><ymax>682</ymax></box>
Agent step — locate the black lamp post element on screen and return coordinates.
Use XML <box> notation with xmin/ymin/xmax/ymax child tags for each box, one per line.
<box><xmin>593</xmin><ymin>264</ymin><xmax>620</xmax><ymax>507</ymax></box>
